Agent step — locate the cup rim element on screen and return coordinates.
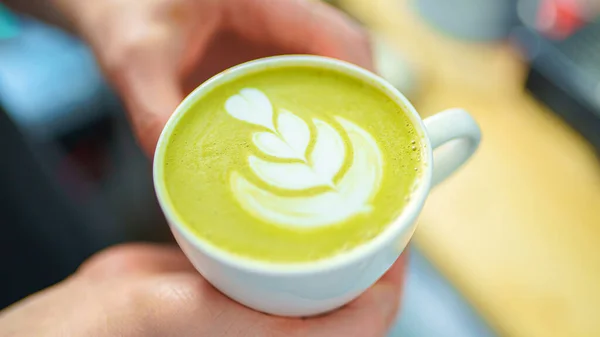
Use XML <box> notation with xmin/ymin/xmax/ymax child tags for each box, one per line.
<box><xmin>153</xmin><ymin>55</ymin><xmax>433</xmax><ymax>275</ymax></box>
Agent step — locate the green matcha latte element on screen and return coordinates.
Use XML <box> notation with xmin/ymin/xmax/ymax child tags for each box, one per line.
<box><xmin>160</xmin><ymin>65</ymin><xmax>423</xmax><ymax>263</ymax></box>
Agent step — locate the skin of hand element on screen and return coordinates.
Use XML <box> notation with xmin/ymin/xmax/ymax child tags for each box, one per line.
<box><xmin>0</xmin><ymin>244</ymin><xmax>407</xmax><ymax>337</ymax></box>
<box><xmin>0</xmin><ymin>1</ymin><xmax>405</xmax><ymax>336</ymax></box>
<box><xmin>51</xmin><ymin>0</ymin><xmax>373</xmax><ymax>155</ymax></box>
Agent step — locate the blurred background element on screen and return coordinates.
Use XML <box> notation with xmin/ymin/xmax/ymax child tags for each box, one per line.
<box><xmin>1</xmin><ymin>0</ymin><xmax>599</xmax><ymax>336</ymax></box>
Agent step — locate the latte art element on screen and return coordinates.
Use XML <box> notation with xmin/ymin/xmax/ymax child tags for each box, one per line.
<box><xmin>225</xmin><ymin>89</ymin><xmax>383</xmax><ymax>228</ymax></box>
<box><xmin>162</xmin><ymin>65</ymin><xmax>421</xmax><ymax>262</ymax></box>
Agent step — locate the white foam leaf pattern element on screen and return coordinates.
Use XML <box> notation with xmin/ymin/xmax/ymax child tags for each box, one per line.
<box><xmin>252</xmin><ymin>132</ymin><xmax>300</xmax><ymax>160</ymax></box>
<box><xmin>310</xmin><ymin>119</ymin><xmax>345</xmax><ymax>184</ymax></box>
<box><xmin>231</xmin><ymin>117</ymin><xmax>383</xmax><ymax>227</ymax></box>
<box><xmin>225</xmin><ymin>88</ymin><xmax>275</xmax><ymax>131</ymax></box>
<box><xmin>224</xmin><ymin>88</ymin><xmax>384</xmax><ymax>228</ymax></box>
<box><xmin>277</xmin><ymin>109</ymin><xmax>310</xmax><ymax>160</ymax></box>
<box><xmin>249</xmin><ymin>156</ymin><xmax>332</xmax><ymax>190</ymax></box>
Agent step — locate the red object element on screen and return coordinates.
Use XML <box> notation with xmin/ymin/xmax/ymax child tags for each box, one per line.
<box><xmin>537</xmin><ymin>0</ymin><xmax>586</xmax><ymax>39</ymax></box>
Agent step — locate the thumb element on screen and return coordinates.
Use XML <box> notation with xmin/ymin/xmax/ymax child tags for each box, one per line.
<box><xmin>306</xmin><ymin>251</ymin><xmax>408</xmax><ymax>337</ymax></box>
<box><xmin>120</xmin><ymin>62</ymin><xmax>182</xmax><ymax>156</ymax></box>
<box><xmin>108</xmin><ymin>42</ymin><xmax>184</xmax><ymax>156</ymax></box>
<box><xmin>225</xmin><ymin>0</ymin><xmax>373</xmax><ymax>70</ymax></box>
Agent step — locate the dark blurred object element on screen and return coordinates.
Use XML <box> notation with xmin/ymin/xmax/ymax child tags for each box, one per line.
<box><xmin>0</xmin><ymin>102</ymin><xmax>102</xmax><ymax>308</ymax></box>
<box><xmin>415</xmin><ymin>0</ymin><xmax>518</xmax><ymax>41</ymax></box>
<box><xmin>512</xmin><ymin>7</ymin><xmax>600</xmax><ymax>152</ymax></box>
<box><xmin>0</xmin><ymin>15</ymin><xmax>170</xmax><ymax>309</ymax></box>
<box><xmin>0</xmin><ymin>15</ymin><xmax>168</xmax><ymax>243</ymax></box>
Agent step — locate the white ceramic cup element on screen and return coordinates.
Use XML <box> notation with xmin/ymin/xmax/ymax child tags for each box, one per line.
<box><xmin>154</xmin><ymin>55</ymin><xmax>481</xmax><ymax>317</ymax></box>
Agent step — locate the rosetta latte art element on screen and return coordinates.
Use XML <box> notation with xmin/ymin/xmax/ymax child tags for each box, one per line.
<box><xmin>225</xmin><ymin>88</ymin><xmax>383</xmax><ymax>228</ymax></box>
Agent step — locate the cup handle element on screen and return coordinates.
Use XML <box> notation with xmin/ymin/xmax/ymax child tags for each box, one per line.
<box><xmin>423</xmin><ymin>108</ymin><xmax>481</xmax><ymax>187</ymax></box>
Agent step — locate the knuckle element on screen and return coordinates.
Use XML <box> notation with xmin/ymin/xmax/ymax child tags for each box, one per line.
<box><xmin>102</xmin><ymin>31</ymin><xmax>159</xmax><ymax>75</ymax></box>
<box><xmin>140</xmin><ymin>275</ymin><xmax>207</xmax><ymax>314</ymax></box>
<box><xmin>130</xmin><ymin>275</ymin><xmax>218</xmax><ymax>329</ymax></box>
<box><xmin>77</xmin><ymin>244</ymin><xmax>153</xmax><ymax>278</ymax></box>
<box><xmin>153</xmin><ymin>276</ymin><xmax>205</xmax><ymax>305</ymax></box>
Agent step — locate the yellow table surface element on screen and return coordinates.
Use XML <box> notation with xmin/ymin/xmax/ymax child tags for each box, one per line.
<box><xmin>340</xmin><ymin>0</ymin><xmax>600</xmax><ymax>336</ymax></box>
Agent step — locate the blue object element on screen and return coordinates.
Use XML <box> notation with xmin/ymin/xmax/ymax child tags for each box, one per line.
<box><xmin>388</xmin><ymin>245</ymin><xmax>497</xmax><ymax>337</ymax></box>
<box><xmin>0</xmin><ymin>4</ymin><xmax>20</xmax><ymax>39</ymax></box>
<box><xmin>414</xmin><ymin>0</ymin><xmax>517</xmax><ymax>41</ymax></box>
<box><xmin>0</xmin><ymin>17</ymin><xmax>114</xmax><ymax>140</ymax></box>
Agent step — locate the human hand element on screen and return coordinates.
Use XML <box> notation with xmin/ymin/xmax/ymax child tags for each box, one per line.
<box><xmin>55</xmin><ymin>0</ymin><xmax>372</xmax><ymax>155</ymax></box>
<box><xmin>0</xmin><ymin>244</ymin><xmax>406</xmax><ymax>337</ymax></box>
